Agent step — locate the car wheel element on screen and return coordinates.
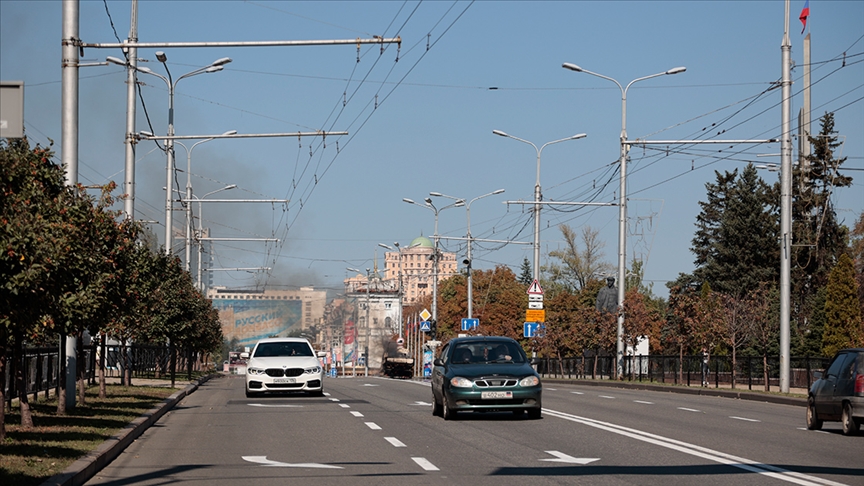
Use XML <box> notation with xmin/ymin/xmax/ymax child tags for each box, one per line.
<box><xmin>442</xmin><ymin>399</ymin><xmax>457</xmax><ymax>421</ymax></box>
<box><xmin>841</xmin><ymin>402</ymin><xmax>860</xmax><ymax>436</ymax></box>
<box><xmin>432</xmin><ymin>396</ymin><xmax>443</xmax><ymax>417</ymax></box>
<box><xmin>806</xmin><ymin>397</ymin><xmax>823</xmax><ymax>430</ymax></box>
<box><xmin>527</xmin><ymin>408</ymin><xmax>541</xmax><ymax>420</ymax></box>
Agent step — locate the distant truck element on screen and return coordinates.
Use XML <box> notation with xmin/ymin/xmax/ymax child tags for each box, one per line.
<box><xmin>382</xmin><ymin>339</ymin><xmax>414</xmax><ymax>379</ymax></box>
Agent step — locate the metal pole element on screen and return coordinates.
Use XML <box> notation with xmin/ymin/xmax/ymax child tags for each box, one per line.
<box><xmin>123</xmin><ymin>0</ymin><xmax>137</xmax><ymax>221</ymax></box>
<box><xmin>365</xmin><ymin>270</ymin><xmax>370</xmax><ymax>377</ymax></box>
<box><xmin>779</xmin><ymin>0</ymin><xmax>793</xmax><ymax>393</ymax></box>
<box><xmin>432</xmin><ymin>209</ymin><xmax>440</xmax><ymax>328</ymax></box>
<box><xmin>165</xmin><ymin>80</ymin><xmax>175</xmax><ymax>256</ymax></box>
<box><xmin>61</xmin><ymin>0</ymin><xmax>79</xmax><ymax>410</ymax></box>
<box><xmin>617</xmin><ymin>85</ymin><xmax>628</xmax><ymax>381</ymax></box>
<box><xmin>533</xmin><ymin>149</ymin><xmax>542</xmax><ymax>282</ymax></box>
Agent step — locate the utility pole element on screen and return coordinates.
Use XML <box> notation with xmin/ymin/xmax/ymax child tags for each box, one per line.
<box><xmin>779</xmin><ymin>0</ymin><xmax>794</xmax><ymax>393</ymax></box>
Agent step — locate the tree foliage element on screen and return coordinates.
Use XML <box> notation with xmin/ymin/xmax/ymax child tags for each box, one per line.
<box><xmin>822</xmin><ymin>253</ymin><xmax>863</xmax><ymax>356</ymax></box>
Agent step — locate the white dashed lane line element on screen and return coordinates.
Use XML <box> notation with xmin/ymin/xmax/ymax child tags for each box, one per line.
<box><xmin>338</xmin><ymin>403</ymin><xmax>350</xmax><ymax>408</ymax></box>
<box><xmin>571</xmin><ymin>391</ymin><xmax>584</xmax><ymax>395</ymax></box>
<box><xmin>677</xmin><ymin>407</ymin><xmax>701</xmax><ymax>412</ymax></box>
<box><xmin>730</xmin><ymin>416</ymin><xmax>761</xmax><ymax>422</ymax></box>
<box><xmin>385</xmin><ymin>437</ymin><xmax>406</xmax><ymax>447</ymax></box>
<box><xmin>350</xmin><ymin>411</ymin><xmax>364</xmax><ymax>417</ymax></box>
<box><xmin>365</xmin><ymin>422</ymin><xmax>381</xmax><ymax>430</ymax></box>
<box><xmin>599</xmin><ymin>395</ymin><xmax>616</xmax><ymax>399</ymax></box>
<box><xmin>412</xmin><ymin>457</ymin><xmax>440</xmax><ymax>471</ymax></box>
<box><xmin>634</xmin><ymin>400</ymin><xmax>654</xmax><ymax>405</ymax></box>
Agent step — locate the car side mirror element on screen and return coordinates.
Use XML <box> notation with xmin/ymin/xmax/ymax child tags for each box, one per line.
<box><xmin>240</xmin><ymin>352</ymin><xmax>249</xmax><ymax>359</ymax></box>
<box><xmin>433</xmin><ymin>358</ymin><xmax>443</xmax><ymax>366</ymax></box>
<box><xmin>317</xmin><ymin>351</ymin><xmax>326</xmax><ymax>358</ymax></box>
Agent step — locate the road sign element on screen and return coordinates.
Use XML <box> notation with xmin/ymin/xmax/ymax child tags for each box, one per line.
<box><xmin>420</xmin><ymin>321</ymin><xmax>431</xmax><ymax>332</ymax></box>
<box><xmin>525</xmin><ymin>309</ymin><xmax>545</xmax><ymax>322</ymax></box>
<box><xmin>461</xmin><ymin>318</ymin><xmax>479</xmax><ymax>331</ymax></box>
<box><xmin>528</xmin><ymin>301</ymin><xmax>543</xmax><ymax>310</ymax></box>
<box><xmin>524</xmin><ymin>322</ymin><xmax>545</xmax><ymax>338</ymax></box>
<box><xmin>527</xmin><ymin>278</ymin><xmax>544</xmax><ymax>295</ymax></box>
<box><xmin>420</xmin><ymin>308</ymin><xmax>431</xmax><ymax>321</ymax></box>
<box><xmin>528</xmin><ymin>294</ymin><xmax>543</xmax><ymax>302</ymax></box>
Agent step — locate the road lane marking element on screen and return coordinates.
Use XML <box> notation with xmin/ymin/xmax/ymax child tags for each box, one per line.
<box><xmin>571</xmin><ymin>391</ymin><xmax>584</xmax><ymax>395</ymax></box>
<box><xmin>730</xmin><ymin>416</ymin><xmax>761</xmax><ymax>422</ymax></box>
<box><xmin>412</xmin><ymin>457</ymin><xmax>439</xmax><ymax>471</ymax></box>
<box><xmin>339</xmin><ymin>403</ymin><xmax>350</xmax><ymax>408</ymax></box>
<box><xmin>599</xmin><ymin>395</ymin><xmax>616</xmax><ymax>399</ymax></box>
<box><xmin>414</xmin><ymin>401</ymin><xmax>432</xmax><ymax>406</ymax></box>
<box><xmin>543</xmin><ymin>408</ymin><xmax>847</xmax><ymax>486</ymax></box>
<box><xmin>385</xmin><ymin>437</ymin><xmax>406</xmax><ymax>447</ymax></box>
<box><xmin>328</xmin><ymin>398</ymin><xmax>340</xmax><ymax>402</ymax></box>
<box><xmin>242</xmin><ymin>456</ymin><xmax>342</xmax><ymax>469</ymax></box>
<box><xmin>365</xmin><ymin>422</ymin><xmax>381</xmax><ymax>430</ymax></box>
<box><xmin>540</xmin><ymin>451</ymin><xmax>599</xmax><ymax>465</ymax></box>
<box><xmin>634</xmin><ymin>400</ymin><xmax>654</xmax><ymax>405</ymax></box>
<box><xmin>247</xmin><ymin>404</ymin><xmax>302</xmax><ymax>408</ymax></box>
<box><xmin>677</xmin><ymin>407</ymin><xmax>701</xmax><ymax>412</ymax></box>
<box><xmin>350</xmin><ymin>411</ymin><xmax>364</xmax><ymax>417</ymax></box>
<box><xmin>363</xmin><ymin>384</ymin><xmax>380</xmax><ymax>386</ymax></box>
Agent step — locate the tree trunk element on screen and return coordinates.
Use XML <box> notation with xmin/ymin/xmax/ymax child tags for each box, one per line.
<box><xmin>122</xmin><ymin>338</ymin><xmax>131</xmax><ymax>387</ymax></box>
<box><xmin>98</xmin><ymin>334</ymin><xmax>107</xmax><ymax>399</ymax></box>
<box><xmin>731</xmin><ymin>347</ymin><xmax>737</xmax><ymax>389</ymax></box>
<box><xmin>77</xmin><ymin>334</ymin><xmax>86</xmax><ymax>405</ymax></box>
<box><xmin>763</xmin><ymin>354</ymin><xmax>770</xmax><ymax>392</ymax></box>
<box><xmin>0</xmin><ymin>347</ymin><xmax>7</xmax><ymax>441</ymax></box>
<box><xmin>678</xmin><ymin>343</ymin><xmax>684</xmax><ymax>384</ymax></box>
<box><xmin>170</xmin><ymin>342</ymin><xmax>177</xmax><ymax>388</ymax></box>
<box><xmin>14</xmin><ymin>334</ymin><xmax>34</xmax><ymax>428</ymax></box>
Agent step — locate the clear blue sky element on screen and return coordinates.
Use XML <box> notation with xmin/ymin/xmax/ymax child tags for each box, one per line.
<box><xmin>2</xmin><ymin>1</ymin><xmax>862</xmax><ymax>299</ymax></box>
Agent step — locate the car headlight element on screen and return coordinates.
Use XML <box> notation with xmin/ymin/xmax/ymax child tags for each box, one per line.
<box><xmin>450</xmin><ymin>377</ymin><xmax>473</xmax><ymax>388</ymax></box>
<box><xmin>247</xmin><ymin>367</ymin><xmax>266</xmax><ymax>375</ymax></box>
<box><xmin>519</xmin><ymin>376</ymin><xmax>540</xmax><ymax>387</ymax></box>
<box><xmin>304</xmin><ymin>366</ymin><xmax>322</xmax><ymax>374</ymax></box>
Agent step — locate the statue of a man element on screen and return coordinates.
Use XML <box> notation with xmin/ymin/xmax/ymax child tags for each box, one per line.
<box><xmin>596</xmin><ymin>277</ymin><xmax>618</xmax><ymax>313</ymax></box>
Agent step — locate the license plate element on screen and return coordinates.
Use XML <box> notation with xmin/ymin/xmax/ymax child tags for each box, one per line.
<box><xmin>481</xmin><ymin>391</ymin><xmax>512</xmax><ymax>399</ymax></box>
<box><xmin>273</xmin><ymin>378</ymin><xmax>295</xmax><ymax>383</ymax></box>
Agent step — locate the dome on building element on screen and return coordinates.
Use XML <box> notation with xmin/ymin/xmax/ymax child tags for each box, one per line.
<box><xmin>409</xmin><ymin>235</ymin><xmax>434</xmax><ymax>248</ymax></box>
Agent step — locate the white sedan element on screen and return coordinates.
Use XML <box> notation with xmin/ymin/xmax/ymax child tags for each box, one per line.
<box><xmin>243</xmin><ymin>337</ymin><xmax>325</xmax><ymax>398</ymax></box>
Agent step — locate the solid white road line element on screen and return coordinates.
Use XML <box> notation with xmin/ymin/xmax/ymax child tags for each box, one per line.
<box><xmin>385</xmin><ymin>437</ymin><xmax>406</xmax><ymax>447</ymax></box>
<box><xmin>543</xmin><ymin>408</ymin><xmax>847</xmax><ymax>486</ymax></box>
<box><xmin>412</xmin><ymin>457</ymin><xmax>440</xmax><ymax>471</ymax></box>
<box><xmin>365</xmin><ymin>422</ymin><xmax>381</xmax><ymax>430</ymax></box>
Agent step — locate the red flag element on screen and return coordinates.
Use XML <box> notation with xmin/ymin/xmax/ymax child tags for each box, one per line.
<box><xmin>799</xmin><ymin>0</ymin><xmax>810</xmax><ymax>34</ymax></box>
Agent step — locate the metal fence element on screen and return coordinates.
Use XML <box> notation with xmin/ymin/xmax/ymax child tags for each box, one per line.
<box><xmin>4</xmin><ymin>343</ymin><xmax>202</xmax><ymax>406</ymax></box>
<box><xmin>533</xmin><ymin>354</ymin><xmax>831</xmax><ymax>391</ymax></box>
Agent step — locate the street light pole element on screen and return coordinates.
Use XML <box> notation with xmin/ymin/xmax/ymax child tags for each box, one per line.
<box><xmin>492</xmin><ymin>130</ymin><xmax>586</xmax><ymax>282</ymax></box>
<box><xmin>108</xmin><ymin>54</ymin><xmax>232</xmax><ymax>255</ymax></box>
<box><xmin>431</xmin><ymin>189</ymin><xmax>505</xmax><ymax>319</ymax></box>
<box><xmin>176</xmin><ymin>130</ymin><xmax>236</xmax><ymax>272</ymax></box>
<box><xmin>563</xmin><ymin>62</ymin><xmax>685</xmax><ymax>378</ymax></box>
<box><xmin>403</xmin><ymin>197</ymin><xmax>464</xmax><ymax>334</ymax></box>
<box><xmin>195</xmin><ymin>184</ymin><xmax>236</xmax><ymax>292</ymax></box>
<box><xmin>379</xmin><ymin>242</ymin><xmax>404</xmax><ymax>337</ymax></box>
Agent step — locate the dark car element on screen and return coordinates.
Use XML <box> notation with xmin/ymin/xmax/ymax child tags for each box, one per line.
<box><xmin>430</xmin><ymin>336</ymin><xmax>542</xmax><ymax>420</ymax></box>
<box><xmin>806</xmin><ymin>348</ymin><xmax>863</xmax><ymax>435</ymax></box>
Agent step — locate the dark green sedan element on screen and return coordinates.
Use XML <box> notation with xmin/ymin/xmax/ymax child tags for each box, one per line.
<box><xmin>431</xmin><ymin>336</ymin><xmax>542</xmax><ymax>420</ymax></box>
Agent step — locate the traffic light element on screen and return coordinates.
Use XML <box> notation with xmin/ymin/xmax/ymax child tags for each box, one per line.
<box><xmin>430</xmin><ymin>319</ymin><xmax>437</xmax><ymax>340</ymax></box>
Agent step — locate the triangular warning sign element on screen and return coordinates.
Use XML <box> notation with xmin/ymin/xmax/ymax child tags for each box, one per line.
<box><xmin>527</xmin><ymin>278</ymin><xmax>543</xmax><ymax>295</ymax></box>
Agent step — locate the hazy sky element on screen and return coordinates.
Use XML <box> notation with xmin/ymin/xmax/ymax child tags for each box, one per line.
<box><xmin>2</xmin><ymin>1</ymin><xmax>862</xmax><ymax>299</ymax></box>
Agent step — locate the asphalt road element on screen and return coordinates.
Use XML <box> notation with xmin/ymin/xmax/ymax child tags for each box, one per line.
<box><xmin>84</xmin><ymin>374</ymin><xmax>862</xmax><ymax>486</ymax></box>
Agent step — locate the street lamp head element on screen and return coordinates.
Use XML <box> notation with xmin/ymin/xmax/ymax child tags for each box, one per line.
<box><xmin>106</xmin><ymin>56</ymin><xmax>127</xmax><ymax>66</ymax></box>
<box><xmin>222</xmin><ymin>130</ymin><xmax>238</xmax><ymax>136</ymax></box>
<box><xmin>424</xmin><ymin>197</ymin><xmax>433</xmax><ymax>204</ymax></box>
<box><xmin>402</xmin><ymin>198</ymin><xmax>415</xmax><ymax>204</ymax></box>
<box><xmin>211</xmin><ymin>57</ymin><xmax>233</xmax><ymax>67</ymax></box>
<box><xmin>139</xmin><ymin>130</ymin><xmax>154</xmax><ymax>137</ymax></box>
<box><xmin>454</xmin><ymin>200</ymin><xmax>465</xmax><ymax>207</ymax></box>
<box><xmin>562</xmin><ymin>62</ymin><xmax>583</xmax><ymax>72</ymax></box>
<box><xmin>666</xmin><ymin>66</ymin><xmax>686</xmax><ymax>75</ymax></box>
<box><xmin>492</xmin><ymin>130</ymin><xmax>509</xmax><ymax>137</ymax></box>
<box><xmin>137</xmin><ymin>66</ymin><xmax>154</xmax><ymax>74</ymax></box>
<box><xmin>570</xmin><ymin>133</ymin><xmax>588</xmax><ymax>140</ymax></box>
<box><xmin>429</xmin><ymin>192</ymin><xmax>443</xmax><ymax>197</ymax></box>
<box><xmin>223</xmin><ymin>184</ymin><xmax>237</xmax><ymax>190</ymax></box>
<box><xmin>346</xmin><ymin>267</ymin><xmax>360</xmax><ymax>273</ymax></box>
<box><xmin>394</xmin><ymin>242</ymin><xmax>400</xmax><ymax>248</ymax></box>
<box><xmin>204</xmin><ymin>66</ymin><xmax>224</xmax><ymax>74</ymax></box>
<box><xmin>491</xmin><ymin>189</ymin><xmax>505</xmax><ymax>195</ymax></box>
<box><xmin>378</xmin><ymin>243</ymin><xmax>393</xmax><ymax>250</ymax></box>
<box><xmin>155</xmin><ymin>51</ymin><xmax>168</xmax><ymax>63</ymax></box>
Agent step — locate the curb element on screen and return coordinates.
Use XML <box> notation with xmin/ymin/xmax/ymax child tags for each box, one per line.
<box><xmin>40</xmin><ymin>374</ymin><xmax>220</xmax><ymax>486</ymax></box>
<box><xmin>542</xmin><ymin>377</ymin><xmax>808</xmax><ymax>407</ymax></box>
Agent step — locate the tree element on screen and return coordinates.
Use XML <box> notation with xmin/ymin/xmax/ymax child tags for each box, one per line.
<box><xmin>716</xmin><ymin>292</ymin><xmax>751</xmax><ymax>388</ymax></box>
<box><xmin>746</xmin><ymin>283</ymin><xmax>779</xmax><ymax>391</ymax></box>
<box><xmin>546</xmin><ymin>224</ymin><xmax>612</xmax><ymax>293</ymax></box>
<box><xmin>822</xmin><ymin>254</ymin><xmax>863</xmax><ymax>356</ymax></box>
<box><xmin>518</xmin><ymin>257</ymin><xmax>533</xmax><ymax>286</ymax></box>
<box><xmin>793</xmin><ymin>112</ymin><xmax>853</xmax><ymax>349</ymax></box>
<box><xmin>692</xmin><ymin>164</ymin><xmax>778</xmax><ymax>297</ymax></box>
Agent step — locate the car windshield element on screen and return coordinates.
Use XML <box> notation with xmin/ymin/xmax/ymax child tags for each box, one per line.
<box><xmin>253</xmin><ymin>342</ymin><xmax>313</xmax><ymax>358</ymax></box>
<box><xmin>451</xmin><ymin>342</ymin><xmax>525</xmax><ymax>364</ymax></box>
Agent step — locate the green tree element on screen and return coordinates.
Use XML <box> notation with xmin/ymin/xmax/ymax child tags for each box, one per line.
<box><xmin>692</xmin><ymin>164</ymin><xmax>778</xmax><ymax>297</ymax></box>
<box><xmin>822</xmin><ymin>254</ymin><xmax>863</xmax><ymax>356</ymax></box>
<box><xmin>518</xmin><ymin>257</ymin><xmax>533</xmax><ymax>286</ymax></box>
<box><xmin>546</xmin><ymin>224</ymin><xmax>611</xmax><ymax>294</ymax></box>
<box><xmin>793</xmin><ymin>112</ymin><xmax>853</xmax><ymax>347</ymax></box>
